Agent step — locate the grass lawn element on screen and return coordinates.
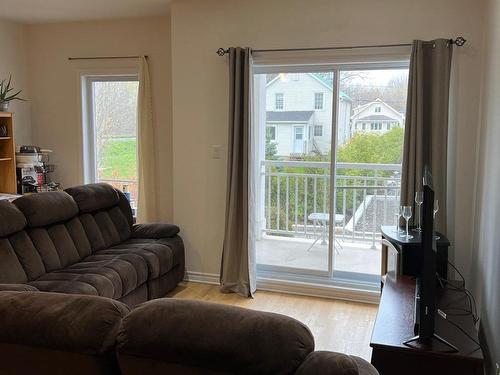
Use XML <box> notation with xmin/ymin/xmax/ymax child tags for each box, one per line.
<box><xmin>99</xmin><ymin>138</ymin><xmax>137</xmax><ymax>180</ymax></box>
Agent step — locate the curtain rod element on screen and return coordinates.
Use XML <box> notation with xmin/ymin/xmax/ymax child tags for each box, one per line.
<box><xmin>216</xmin><ymin>36</ymin><xmax>466</xmax><ymax>56</ymax></box>
<box><xmin>68</xmin><ymin>55</ymin><xmax>148</xmax><ymax>61</ymax></box>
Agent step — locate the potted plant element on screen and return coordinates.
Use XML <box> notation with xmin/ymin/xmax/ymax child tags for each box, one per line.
<box><xmin>0</xmin><ymin>76</ymin><xmax>25</xmax><ymax>112</ymax></box>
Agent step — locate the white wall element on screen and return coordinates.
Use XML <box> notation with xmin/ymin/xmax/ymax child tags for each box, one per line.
<box><xmin>170</xmin><ymin>0</ymin><xmax>484</xmax><ymax>278</ymax></box>
<box><xmin>472</xmin><ymin>0</ymin><xmax>500</xmax><ymax>372</ymax></box>
<box><xmin>0</xmin><ymin>19</ymin><xmax>31</xmax><ymax>144</ymax></box>
<box><xmin>25</xmin><ymin>16</ymin><xmax>173</xmax><ymax>220</ymax></box>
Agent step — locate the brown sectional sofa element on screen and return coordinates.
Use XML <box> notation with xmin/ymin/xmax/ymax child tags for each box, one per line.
<box><xmin>0</xmin><ymin>291</ymin><xmax>379</xmax><ymax>375</ymax></box>
<box><xmin>0</xmin><ymin>183</ymin><xmax>185</xmax><ymax>306</ymax></box>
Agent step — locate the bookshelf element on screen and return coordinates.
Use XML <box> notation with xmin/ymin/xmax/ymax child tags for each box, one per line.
<box><xmin>0</xmin><ymin>112</ymin><xmax>16</xmax><ymax>193</ymax></box>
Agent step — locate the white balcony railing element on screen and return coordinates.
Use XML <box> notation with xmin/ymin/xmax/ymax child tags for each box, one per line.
<box><xmin>261</xmin><ymin>160</ymin><xmax>402</xmax><ymax>247</ymax></box>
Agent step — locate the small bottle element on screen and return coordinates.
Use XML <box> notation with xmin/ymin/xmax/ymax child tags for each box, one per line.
<box><xmin>123</xmin><ymin>184</ymin><xmax>131</xmax><ymax>202</ymax></box>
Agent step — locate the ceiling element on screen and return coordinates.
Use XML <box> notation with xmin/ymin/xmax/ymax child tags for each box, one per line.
<box><xmin>0</xmin><ymin>0</ymin><xmax>172</xmax><ymax>24</ymax></box>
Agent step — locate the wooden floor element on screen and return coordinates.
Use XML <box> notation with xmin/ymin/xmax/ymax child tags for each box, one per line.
<box><xmin>167</xmin><ymin>282</ymin><xmax>378</xmax><ymax>360</ymax></box>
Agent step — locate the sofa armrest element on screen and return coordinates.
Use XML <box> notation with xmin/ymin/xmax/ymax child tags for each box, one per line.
<box><xmin>0</xmin><ymin>284</ymin><xmax>38</xmax><ymax>292</ymax></box>
<box><xmin>295</xmin><ymin>352</ymin><xmax>379</xmax><ymax>375</ymax></box>
<box><xmin>131</xmin><ymin>223</ymin><xmax>180</xmax><ymax>239</ymax></box>
<box><xmin>0</xmin><ymin>291</ymin><xmax>129</xmax><ymax>355</ymax></box>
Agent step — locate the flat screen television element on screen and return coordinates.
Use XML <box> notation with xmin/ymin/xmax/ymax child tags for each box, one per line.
<box><xmin>403</xmin><ymin>165</ymin><xmax>458</xmax><ymax>351</ymax></box>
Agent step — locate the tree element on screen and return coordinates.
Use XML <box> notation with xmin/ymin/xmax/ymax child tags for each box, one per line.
<box><xmin>265</xmin><ymin>139</ymin><xmax>278</xmax><ymax>160</ymax></box>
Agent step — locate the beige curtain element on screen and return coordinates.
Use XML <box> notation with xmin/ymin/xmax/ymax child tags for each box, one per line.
<box><xmin>220</xmin><ymin>47</ymin><xmax>256</xmax><ymax>297</ymax></box>
<box><xmin>401</xmin><ymin>40</ymin><xmax>453</xmax><ymax>233</ymax></box>
<box><xmin>136</xmin><ymin>56</ymin><xmax>159</xmax><ymax>223</ymax></box>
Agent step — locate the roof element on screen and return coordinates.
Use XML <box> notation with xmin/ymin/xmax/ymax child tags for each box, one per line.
<box><xmin>266</xmin><ymin>73</ymin><xmax>352</xmax><ymax>101</ymax></box>
<box><xmin>266</xmin><ymin>111</ymin><xmax>314</xmax><ymax>122</ymax></box>
<box><xmin>357</xmin><ymin>114</ymin><xmax>399</xmax><ymax>121</ymax></box>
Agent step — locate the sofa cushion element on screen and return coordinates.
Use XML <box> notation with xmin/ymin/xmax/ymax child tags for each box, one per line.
<box><xmin>98</xmin><ymin>236</ymin><xmax>183</xmax><ymax>279</ymax></box>
<box><xmin>0</xmin><ymin>283</ymin><xmax>38</xmax><ymax>292</ymax></box>
<box><xmin>29</xmin><ymin>252</ymin><xmax>148</xmax><ymax>299</ymax></box>
<box><xmin>0</xmin><ymin>239</ymin><xmax>28</xmax><ymax>284</ymax></box>
<box><xmin>295</xmin><ymin>352</ymin><xmax>379</xmax><ymax>375</ymax></box>
<box><xmin>0</xmin><ymin>291</ymin><xmax>129</xmax><ymax>355</ymax></box>
<box><xmin>0</xmin><ymin>201</ymin><xmax>26</xmax><ymax>237</ymax></box>
<box><xmin>65</xmin><ymin>183</ymin><xmax>119</xmax><ymax>213</ymax></box>
<box><xmin>14</xmin><ymin>191</ymin><xmax>78</xmax><ymax>227</ymax></box>
<box><xmin>117</xmin><ymin>299</ymin><xmax>314</xmax><ymax>374</ymax></box>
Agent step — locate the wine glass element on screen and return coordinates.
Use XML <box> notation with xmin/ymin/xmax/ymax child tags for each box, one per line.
<box><xmin>415</xmin><ymin>192</ymin><xmax>424</xmax><ymax>232</ymax></box>
<box><xmin>402</xmin><ymin>206</ymin><xmax>413</xmax><ymax>240</ymax></box>
<box><xmin>434</xmin><ymin>200</ymin><xmax>441</xmax><ymax>240</ymax></box>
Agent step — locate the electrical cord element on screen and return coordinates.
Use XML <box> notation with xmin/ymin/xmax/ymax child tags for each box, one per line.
<box><xmin>436</xmin><ymin>310</ymin><xmax>482</xmax><ymax>349</ymax></box>
<box><xmin>437</xmin><ymin>276</ymin><xmax>479</xmax><ymax>325</ymax></box>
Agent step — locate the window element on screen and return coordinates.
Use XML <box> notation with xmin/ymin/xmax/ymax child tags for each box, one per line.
<box><xmin>275</xmin><ymin>93</ymin><xmax>284</xmax><ymax>110</ymax></box>
<box><xmin>375</xmin><ymin>106</ymin><xmax>381</xmax><ymax>113</ymax></box>
<box><xmin>266</xmin><ymin>125</ymin><xmax>276</xmax><ymax>141</ymax></box>
<box><xmin>313</xmin><ymin>125</ymin><xmax>323</xmax><ymax>137</ymax></box>
<box><xmin>314</xmin><ymin>92</ymin><xmax>324</xmax><ymax>110</ymax></box>
<box><xmin>362</xmin><ymin>123</ymin><xmax>366</xmax><ymax>130</ymax></box>
<box><xmin>371</xmin><ymin>123</ymin><xmax>382</xmax><ymax>130</ymax></box>
<box><xmin>82</xmin><ymin>75</ymin><xmax>139</xmax><ymax>207</ymax></box>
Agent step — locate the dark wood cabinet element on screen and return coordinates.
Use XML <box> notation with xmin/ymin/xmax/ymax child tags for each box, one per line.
<box><xmin>370</xmin><ymin>275</ymin><xmax>484</xmax><ymax>375</ymax></box>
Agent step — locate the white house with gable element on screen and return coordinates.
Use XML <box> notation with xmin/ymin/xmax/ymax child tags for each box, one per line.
<box><xmin>265</xmin><ymin>73</ymin><xmax>352</xmax><ymax>157</ymax></box>
<box><xmin>350</xmin><ymin>99</ymin><xmax>404</xmax><ymax>135</ymax></box>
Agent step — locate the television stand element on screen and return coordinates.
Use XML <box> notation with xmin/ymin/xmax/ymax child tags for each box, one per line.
<box><xmin>370</xmin><ymin>275</ymin><xmax>484</xmax><ymax>375</ymax></box>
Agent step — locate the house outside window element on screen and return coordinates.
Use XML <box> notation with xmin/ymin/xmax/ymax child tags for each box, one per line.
<box><xmin>266</xmin><ymin>125</ymin><xmax>276</xmax><ymax>141</ymax></box>
<box><xmin>314</xmin><ymin>92</ymin><xmax>324</xmax><ymax>110</ymax></box>
<box><xmin>375</xmin><ymin>106</ymin><xmax>381</xmax><ymax>113</ymax></box>
<box><xmin>275</xmin><ymin>93</ymin><xmax>284</xmax><ymax>110</ymax></box>
<box><xmin>313</xmin><ymin>125</ymin><xmax>323</xmax><ymax>137</ymax></box>
<box><xmin>371</xmin><ymin>122</ymin><xmax>383</xmax><ymax>130</ymax></box>
<box><xmin>362</xmin><ymin>123</ymin><xmax>366</xmax><ymax>130</ymax></box>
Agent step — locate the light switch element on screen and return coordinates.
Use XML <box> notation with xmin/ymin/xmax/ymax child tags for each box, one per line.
<box><xmin>211</xmin><ymin>145</ymin><xmax>222</xmax><ymax>159</ymax></box>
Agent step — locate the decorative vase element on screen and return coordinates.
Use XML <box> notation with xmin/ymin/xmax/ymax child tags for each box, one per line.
<box><xmin>0</xmin><ymin>102</ymin><xmax>9</xmax><ymax>112</ymax></box>
<box><xmin>0</xmin><ymin>124</ymin><xmax>6</xmax><ymax>137</ymax></box>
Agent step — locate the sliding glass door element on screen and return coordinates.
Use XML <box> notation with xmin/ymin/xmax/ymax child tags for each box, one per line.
<box><xmin>252</xmin><ymin>62</ymin><xmax>409</xmax><ymax>286</ymax></box>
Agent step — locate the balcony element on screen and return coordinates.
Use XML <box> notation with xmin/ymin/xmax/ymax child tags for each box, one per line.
<box><xmin>257</xmin><ymin>160</ymin><xmax>401</xmax><ymax>275</ymax></box>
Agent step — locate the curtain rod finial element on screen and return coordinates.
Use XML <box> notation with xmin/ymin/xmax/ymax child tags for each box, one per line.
<box><xmin>452</xmin><ymin>36</ymin><xmax>466</xmax><ymax>46</ymax></box>
<box><xmin>217</xmin><ymin>48</ymin><xmax>229</xmax><ymax>56</ymax></box>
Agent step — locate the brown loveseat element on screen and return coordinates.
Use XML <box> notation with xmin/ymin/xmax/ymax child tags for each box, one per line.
<box><xmin>0</xmin><ymin>183</ymin><xmax>185</xmax><ymax>306</ymax></box>
<box><xmin>0</xmin><ymin>291</ymin><xmax>379</xmax><ymax>375</ymax></box>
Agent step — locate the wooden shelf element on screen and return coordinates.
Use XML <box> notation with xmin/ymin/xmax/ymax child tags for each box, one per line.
<box><xmin>0</xmin><ymin>114</ymin><xmax>16</xmax><ymax>193</ymax></box>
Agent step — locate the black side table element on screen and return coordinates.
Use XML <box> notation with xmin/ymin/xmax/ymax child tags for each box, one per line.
<box><xmin>380</xmin><ymin>225</ymin><xmax>450</xmax><ymax>282</ymax></box>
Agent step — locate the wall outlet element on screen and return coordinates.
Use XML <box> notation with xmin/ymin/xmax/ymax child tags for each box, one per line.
<box><xmin>211</xmin><ymin>145</ymin><xmax>222</xmax><ymax>159</ymax></box>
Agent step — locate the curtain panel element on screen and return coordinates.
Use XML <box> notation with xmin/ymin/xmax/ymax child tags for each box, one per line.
<box><xmin>137</xmin><ymin>56</ymin><xmax>159</xmax><ymax>223</ymax></box>
<box><xmin>220</xmin><ymin>47</ymin><xmax>256</xmax><ymax>297</ymax></box>
<box><xmin>401</xmin><ymin>39</ymin><xmax>453</xmax><ymax>233</ymax></box>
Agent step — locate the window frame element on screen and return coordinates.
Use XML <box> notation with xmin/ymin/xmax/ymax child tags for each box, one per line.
<box><xmin>314</xmin><ymin>92</ymin><xmax>324</xmax><ymax>110</ymax></box>
<box><xmin>266</xmin><ymin>125</ymin><xmax>277</xmax><ymax>141</ymax></box>
<box><xmin>313</xmin><ymin>124</ymin><xmax>323</xmax><ymax>137</ymax></box>
<box><xmin>275</xmin><ymin>92</ymin><xmax>284</xmax><ymax>110</ymax></box>
<box><xmin>82</xmin><ymin>74</ymin><xmax>139</xmax><ymax>185</ymax></box>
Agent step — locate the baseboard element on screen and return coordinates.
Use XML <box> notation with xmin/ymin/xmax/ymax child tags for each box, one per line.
<box><xmin>184</xmin><ymin>271</ymin><xmax>380</xmax><ymax>304</ymax></box>
<box><xmin>257</xmin><ymin>277</ymin><xmax>380</xmax><ymax>304</ymax></box>
<box><xmin>184</xmin><ymin>271</ymin><xmax>220</xmax><ymax>285</ymax></box>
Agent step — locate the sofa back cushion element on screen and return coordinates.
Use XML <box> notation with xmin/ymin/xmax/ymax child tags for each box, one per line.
<box><xmin>65</xmin><ymin>184</ymin><xmax>132</xmax><ymax>251</ymax></box>
<box><xmin>0</xmin><ymin>291</ymin><xmax>129</xmax><ymax>375</ymax></box>
<box><xmin>0</xmin><ymin>200</ymin><xmax>26</xmax><ymax>237</ymax></box>
<box><xmin>13</xmin><ymin>192</ymin><xmax>92</xmax><ymax>274</ymax></box>
<box><xmin>117</xmin><ymin>299</ymin><xmax>315</xmax><ymax>375</ymax></box>
<box><xmin>0</xmin><ymin>201</ymin><xmax>29</xmax><ymax>283</ymax></box>
<box><xmin>14</xmin><ymin>191</ymin><xmax>78</xmax><ymax>227</ymax></box>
